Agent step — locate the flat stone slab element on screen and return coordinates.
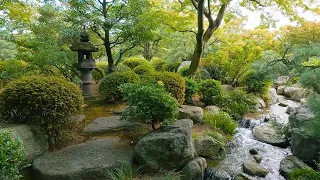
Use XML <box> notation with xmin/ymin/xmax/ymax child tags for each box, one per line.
<box><xmin>83</xmin><ymin>116</ymin><xmax>148</xmax><ymax>135</ymax></box>
<box><xmin>32</xmin><ymin>139</ymin><xmax>133</xmax><ymax>180</ymax></box>
<box><xmin>252</xmin><ymin>122</ymin><xmax>289</xmax><ymax>147</ymax></box>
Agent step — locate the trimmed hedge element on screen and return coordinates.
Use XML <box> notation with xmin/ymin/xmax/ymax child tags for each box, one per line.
<box><xmin>122</xmin><ymin>57</ymin><xmax>150</xmax><ymax>69</ymax></box>
<box><xmin>199</xmin><ymin>79</ymin><xmax>222</xmax><ymax>106</ymax></box>
<box><xmin>150</xmin><ymin>58</ymin><xmax>168</xmax><ymax>71</ymax></box>
<box><xmin>115</xmin><ymin>64</ymin><xmax>131</xmax><ymax>72</ymax></box>
<box><xmin>98</xmin><ymin>71</ymin><xmax>139</xmax><ymax>102</ymax></box>
<box><xmin>133</xmin><ymin>64</ymin><xmax>154</xmax><ymax>75</ymax></box>
<box><xmin>0</xmin><ymin>76</ymin><xmax>84</xmax><ymax>144</ymax></box>
<box><xmin>92</xmin><ymin>62</ymin><xmax>108</xmax><ymax>83</ymax></box>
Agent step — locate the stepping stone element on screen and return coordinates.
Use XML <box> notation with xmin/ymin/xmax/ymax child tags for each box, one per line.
<box><xmin>32</xmin><ymin>139</ymin><xmax>133</xmax><ymax>180</ymax></box>
<box><xmin>83</xmin><ymin>116</ymin><xmax>148</xmax><ymax>135</ymax></box>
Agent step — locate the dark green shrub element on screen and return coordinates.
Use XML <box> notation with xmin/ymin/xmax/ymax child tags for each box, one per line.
<box><xmin>203</xmin><ymin>111</ymin><xmax>238</xmax><ymax>135</ymax></box>
<box><xmin>132</xmin><ymin>64</ymin><xmax>154</xmax><ymax>75</ymax></box>
<box><xmin>203</xmin><ymin>64</ymin><xmax>227</xmax><ymax>83</ymax></box>
<box><xmin>184</xmin><ymin>78</ymin><xmax>198</xmax><ymax>104</ymax></box>
<box><xmin>122</xmin><ymin>57</ymin><xmax>150</xmax><ymax>69</ymax></box>
<box><xmin>92</xmin><ymin>62</ymin><xmax>108</xmax><ymax>83</ymax></box>
<box><xmin>164</xmin><ymin>61</ymin><xmax>181</xmax><ymax>72</ymax></box>
<box><xmin>300</xmin><ymin>69</ymin><xmax>320</xmax><ymax>94</ymax></box>
<box><xmin>0</xmin><ymin>131</ymin><xmax>26</xmax><ymax>180</ymax></box>
<box><xmin>98</xmin><ymin>71</ymin><xmax>139</xmax><ymax>103</ymax></box>
<box><xmin>0</xmin><ymin>60</ymin><xmax>28</xmax><ymax>86</ymax></box>
<box><xmin>220</xmin><ymin>90</ymin><xmax>257</xmax><ymax>120</ymax></box>
<box><xmin>151</xmin><ymin>58</ymin><xmax>168</xmax><ymax>71</ymax></box>
<box><xmin>199</xmin><ymin>79</ymin><xmax>222</xmax><ymax>106</ymax></box>
<box><xmin>120</xmin><ymin>83</ymin><xmax>179</xmax><ymax>129</ymax></box>
<box><xmin>0</xmin><ymin>76</ymin><xmax>84</xmax><ymax>144</ymax></box>
<box><xmin>289</xmin><ymin>168</ymin><xmax>320</xmax><ymax>180</ymax></box>
<box><xmin>243</xmin><ymin>71</ymin><xmax>272</xmax><ymax>97</ymax></box>
<box><xmin>115</xmin><ymin>64</ymin><xmax>131</xmax><ymax>72</ymax></box>
<box><xmin>153</xmin><ymin>72</ymin><xmax>186</xmax><ymax>105</ymax></box>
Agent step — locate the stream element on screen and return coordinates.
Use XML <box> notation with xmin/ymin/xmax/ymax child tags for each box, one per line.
<box><xmin>208</xmin><ymin>96</ymin><xmax>301</xmax><ymax>179</ymax></box>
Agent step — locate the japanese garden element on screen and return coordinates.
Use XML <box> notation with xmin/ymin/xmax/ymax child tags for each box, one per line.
<box><xmin>0</xmin><ymin>0</ymin><xmax>320</xmax><ymax>180</ymax></box>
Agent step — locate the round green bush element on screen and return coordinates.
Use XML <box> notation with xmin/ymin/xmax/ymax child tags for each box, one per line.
<box><xmin>243</xmin><ymin>71</ymin><xmax>272</xmax><ymax>96</ymax></box>
<box><xmin>153</xmin><ymin>72</ymin><xmax>186</xmax><ymax>105</ymax></box>
<box><xmin>0</xmin><ymin>131</ymin><xmax>26</xmax><ymax>180</ymax></box>
<box><xmin>120</xmin><ymin>83</ymin><xmax>179</xmax><ymax>129</ymax></box>
<box><xmin>184</xmin><ymin>78</ymin><xmax>198</xmax><ymax>104</ymax></box>
<box><xmin>92</xmin><ymin>62</ymin><xmax>108</xmax><ymax>83</ymax></box>
<box><xmin>0</xmin><ymin>76</ymin><xmax>84</xmax><ymax>144</ymax></box>
<box><xmin>133</xmin><ymin>64</ymin><xmax>154</xmax><ymax>75</ymax></box>
<box><xmin>115</xmin><ymin>64</ymin><xmax>131</xmax><ymax>72</ymax></box>
<box><xmin>199</xmin><ymin>79</ymin><xmax>222</xmax><ymax>106</ymax></box>
<box><xmin>150</xmin><ymin>58</ymin><xmax>168</xmax><ymax>72</ymax></box>
<box><xmin>122</xmin><ymin>57</ymin><xmax>150</xmax><ymax>69</ymax></box>
<box><xmin>98</xmin><ymin>71</ymin><xmax>139</xmax><ymax>102</ymax></box>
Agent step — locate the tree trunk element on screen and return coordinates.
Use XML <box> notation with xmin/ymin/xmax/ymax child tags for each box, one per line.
<box><xmin>105</xmin><ymin>29</ymin><xmax>115</xmax><ymax>73</ymax></box>
<box><xmin>143</xmin><ymin>42</ymin><xmax>153</xmax><ymax>61</ymax></box>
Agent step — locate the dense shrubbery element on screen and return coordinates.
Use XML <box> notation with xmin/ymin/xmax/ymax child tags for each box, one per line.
<box><xmin>0</xmin><ymin>76</ymin><xmax>84</xmax><ymax>145</ymax></box>
<box><xmin>150</xmin><ymin>58</ymin><xmax>168</xmax><ymax>71</ymax></box>
<box><xmin>120</xmin><ymin>83</ymin><xmax>179</xmax><ymax>129</ymax></box>
<box><xmin>243</xmin><ymin>70</ymin><xmax>272</xmax><ymax>98</ymax></box>
<box><xmin>300</xmin><ymin>70</ymin><xmax>320</xmax><ymax>94</ymax></box>
<box><xmin>0</xmin><ymin>131</ymin><xmax>26</xmax><ymax>180</ymax></box>
<box><xmin>153</xmin><ymin>72</ymin><xmax>186</xmax><ymax>105</ymax></box>
<box><xmin>219</xmin><ymin>90</ymin><xmax>257</xmax><ymax>120</ymax></box>
<box><xmin>184</xmin><ymin>78</ymin><xmax>198</xmax><ymax>104</ymax></box>
<box><xmin>203</xmin><ymin>111</ymin><xmax>238</xmax><ymax>135</ymax></box>
<box><xmin>0</xmin><ymin>60</ymin><xmax>29</xmax><ymax>87</ymax></box>
<box><xmin>203</xmin><ymin>63</ymin><xmax>227</xmax><ymax>83</ymax></box>
<box><xmin>164</xmin><ymin>62</ymin><xmax>181</xmax><ymax>72</ymax></box>
<box><xmin>99</xmin><ymin>71</ymin><xmax>139</xmax><ymax>102</ymax></box>
<box><xmin>132</xmin><ymin>64</ymin><xmax>154</xmax><ymax>75</ymax></box>
<box><xmin>122</xmin><ymin>57</ymin><xmax>150</xmax><ymax>69</ymax></box>
<box><xmin>115</xmin><ymin>64</ymin><xmax>132</xmax><ymax>72</ymax></box>
<box><xmin>199</xmin><ymin>79</ymin><xmax>222</xmax><ymax>106</ymax></box>
<box><xmin>289</xmin><ymin>168</ymin><xmax>320</xmax><ymax>180</ymax></box>
<box><xmin>92</xmin><ymin>62</ymin><xmax>108</xmax><ymax>83</ymax></box>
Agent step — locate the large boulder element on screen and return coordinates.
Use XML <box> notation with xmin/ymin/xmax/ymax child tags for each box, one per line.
<box><xmin>277</xmin><ymin>86</ymin><xmax>286</xmax><ymax>95</ymax></box>
<box><xmin>242</xmin><ymin>160</ymin><xmax>269</xmax><ymax>177</ymax></box>
<box><xmin>289</xmin><ymin>105</ymin><xmax>314</xmax><ymax>128</ymax></box>
<box><xmin>181</xmin><ymin>157</ymin><xmax>207</xmax><ymax>180</ymax></box>
<box><xmin>274</xmin><ymin>76</ymin><xmax>290</xmax><ymax>87</ymax></box>
<box><xmin>252</xmin><ymin>121</ymin><xmax>289</xmax><ymax>147</ymax></box>
<box><xmin>291</xmin><ymin>89</ymin><xmax>309</xmax><ymax>102</ymax></box>
<box><xmin>178</xmin><ymin>105</ymin><xmax>204</xmax><ymax>123</ymax></box>
<box><xmin>178</xmin><ymin>61</ymin><xmax>191</xmax><ymax>71</ymax></box>
<box><xmin>256</xmin><ymin>97</ymin><xmax>266</xmax><ymax>109</ymax></box>
<box><xmin>280</xmin><ymin>155</ymin><xmax>312</xmax><ymax>179</ymax></box>
<box><xmin>83</xmin><ymin>116</ymin><xmax>148</xmax><ymax>135</ymax></box>
<box><xmin>204</xmin><ymin>168</ymin><xmax>232</xmax><ymax>180</ymax></box>
<box><xmin>134</xmin><ymin>119</ymin><xmax>196</xmax><ymax>172</ymax></box>
<box><xmin>195</xmin><ymin>135</ymin><xmax>221</xmax><ymax>158</ymax></box>
<box><xmin>0</xmin><ymin>123</ymin><xmax>48</xmax><ymax>163</ymax></box>
<box><xmin>284</xmin><ymin>87</ymin><xmax>299</xmax><ymax>98</ymax></box>
<box><xmin>32</xmin><ymin>139</ymin><xmax>133</xmax><ymax>180</ymax></box>
<box><xmin>268</xmin><ymin>88</ymin><xmax>279</xmax><ymax>105</ymax></box>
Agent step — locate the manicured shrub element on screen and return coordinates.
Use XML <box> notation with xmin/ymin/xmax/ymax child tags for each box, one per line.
<box><xmin>0</xmin><ymin>131</ymin><xmax>26</xmax><ymax>180</ymax></box>
<box><xmin>199</xmin><ymin>79</ymin><xmax>222</xmax><ymax>106</ymax></box>
<box><xmin>115</xmin><ymin>64</ymin><xmax>131</xmax><ymax>72</ymax></box>
<box><xmin>0</xmin><ymin>60</ymin><xmax>28</xmax><ymax>86</ymax></box>
<box><xmin>219</xmin><ymin>90</ymin><xmax>258</xmax><ymax>120</ymax></box>
<box><xmin>153</xmin><ymin>72</ymin><xmax>186</xmax><ymax>105</ymax></box>
<box><xmin>203</xmin><ymin>111</ymin><xmax>238</xmax><ymax>135</ymax></box>
<box><xmin>184</xmin><ymin>78</ymin><xmax>198</xmax><ymax>104</ymax></box>
<box><xmin>122</xmin><ymin>57</ymin><xmax>150</xmax><ymax>69</ymax></box>
<box><xmin>120</xmin><ymin>83</ymin><xmax>179</xmax><ymax>129</ymax></box>
<box><xmin>92</xmin><ymin>62</ymin><xmax>108</xmax><ymax>83</ymax></box>
<box><xmin>150</xmin><ymin>58</ymin><xmax>168</xmax><ymax>71</ymax></box>
<box><xmin>164</xmin><ymin>61</ymin><xmax>181</xmax><ymax>72</ymax></box>
<box><xmin>289</xmin><ymin>168</ymin><xmax>320</xmax><ymax>180</ymax></box>
<box><xmin>132</xmin><ymin>64</ymin><xmax>154</xmax><ymax>75</ymax></box>
<box><xmin>0</xmin><ymin>76</ymin><xmax>84</xmax><ymax>145</ymax></box>
<box><xmin>243</xmin><ymin>70</ymin><xmax>272</xmax><ymax>97</ymax></box>
<box><xmin>98</xmin><ymin>71</ymin><xmax>139</xmax><ymax>103</ymax></box>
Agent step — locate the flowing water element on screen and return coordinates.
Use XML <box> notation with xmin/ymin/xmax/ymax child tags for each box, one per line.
<box><xmin>208</xmin><ymin>96</ymin><xmax>301</xmax><ymax>179</ymax></box>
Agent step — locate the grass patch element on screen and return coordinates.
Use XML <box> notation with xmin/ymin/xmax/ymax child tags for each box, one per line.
<box><xmin>203</xmin><ymin>111</ymin><xmax>238</xmax><ymax>135</ymax></box>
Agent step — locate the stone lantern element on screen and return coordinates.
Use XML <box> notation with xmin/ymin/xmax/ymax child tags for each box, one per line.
<box><xmin>70</xmin><ymin>31</ymin><xmax>98</xmax><ymax>97</ymax></box>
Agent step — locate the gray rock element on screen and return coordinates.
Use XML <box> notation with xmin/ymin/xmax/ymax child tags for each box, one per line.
<box><xmin>83</xmin><ymin>116</ymin><xmax>148</xmax><ymax>135</ymax></box>
<box><xmin>253</xmin><ymin>155</ymin><xmax>262</xmax><ymax>163</ymax></box>
<box><xmin>277</xmin><ymin>86</ymin><xmax>286</xmax><ymax>95</ymax></box>
<box><xmin>134</xmin><ymin>119</ymin><xmax>196</xmax><ymax>172</ymax></box>
<box><xmin>32</xmin><ymin>139</ymin><xmax>133</xmax><ymax>180</ymax></box>
<box><xmin>199</xmin><ymin>67</ymin><xmax>212</xmax><ymax>80</ymax></box>
<box><xmin>257</xmin><ymin>97</ymin><xmax>266</xmax><ymax>109</ymax></box>
<box><xmin>204</xmin><ymin>168</ymin><xmax>232</xmax><ymax>180</ymax></box>
<box><xmin>242</xmin><ymin>160</ymin><xmax>269</xmax><ymax>177</ymax></box>
<box><xmin>195</xmin><ymin>135</ymin><xmax>221</xmax><ymax>158</ymax></box>
<box><xmin>235</xmin><ymin>173</ymin><xmax>257</xmax><ymax>180</ymax></box>
<box><xmin>280</xmin><ymin>155</ymin><xmax>312</xmax><ymax>180</ymax></box>
<box><xmin>284</xmin><ymin>87</ymin><xmax>299</xmax><ymax>98</ymax></box>
<box><xmin>71</xmin><ymin>114</ymin><xmax>86</xmax><ymax>125</ymax></box>
<box><xmin>179</xmin><ymin>105</ymin><xmax>204</xmax><ymax>123</ymax></box>
<box><xmin>300</xmin><ymin>98</ymin><xmax>308</xmax><ymax>104</ymax></box>
<box><xmin>274</xmin><ymin>76</ymin><xmax>290</xmax><ymax>86</ymax></box>
<box><xmin>279</xmin><ymin>102</ymin><xmax>288</xmax><ymax>107</ymax></box>
<box><xmin>205</xmin><ymin>106</ymin><xmax>220</xmax><ymax>114</ymax></box>
<box><xmin>221</xmin><ymin>85</ymin><xmax>233</xmax><ymax>92</ymax></box>
<box><xmin>289</xmin><ymin>105</ymin><xmax>314</xmax><ymax>128</ymax></box>
<box><xmin>0</xmin><ymin>124</ymin><xmax>48</xmax><ymax>163</ymax></box>
<box><xmin>286</xmin><ymin>106</ymin><xmax>295</xmax><ymax>115</ymax></box>
<box><xmin>181</xmin><ymin>157</ymin><xmax>207</xmax><ymax>180</ymax></box>
<box><xmin>252</xmin><ymin>122</ymin><xmax>289</xmax><ymax>147</ymax></box>
<box><xmin>178</xmin><ymin>61</ymin><xmax>191</xmax><ymax>71</ymax></box>
<box><xmin>268</xmin><ymin>88</ymin><xmax>279</xmax><ymax>105</ymax></box>
<box><xmin>291</xmin><ymin>89</ymin><xmax>309</xmax><ymax>102</ymax></box>
<box><xmin>249</xmin><ymin>149</ymin><xmax>258</xmax><ymax>155</ymax></box>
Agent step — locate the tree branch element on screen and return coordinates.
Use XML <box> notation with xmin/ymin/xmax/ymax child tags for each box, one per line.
<box><xmin>191</xmin><ymin>0</ymin><xmax>198</xmax><ymax>10</ymax></box>
<box><xmin>115</xmin><ymin>42</ymin><xmax>138</xmax><ymax>65</ymax></box>
<box><xmin>249</xmin><ymin>0</ymin><xmax>266</xmax><ymax>7</ymax></box>
<box><xmin>165</xmin><ymin>23</ymin><xmax>197</xmax><ymax>35</ymax></box>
